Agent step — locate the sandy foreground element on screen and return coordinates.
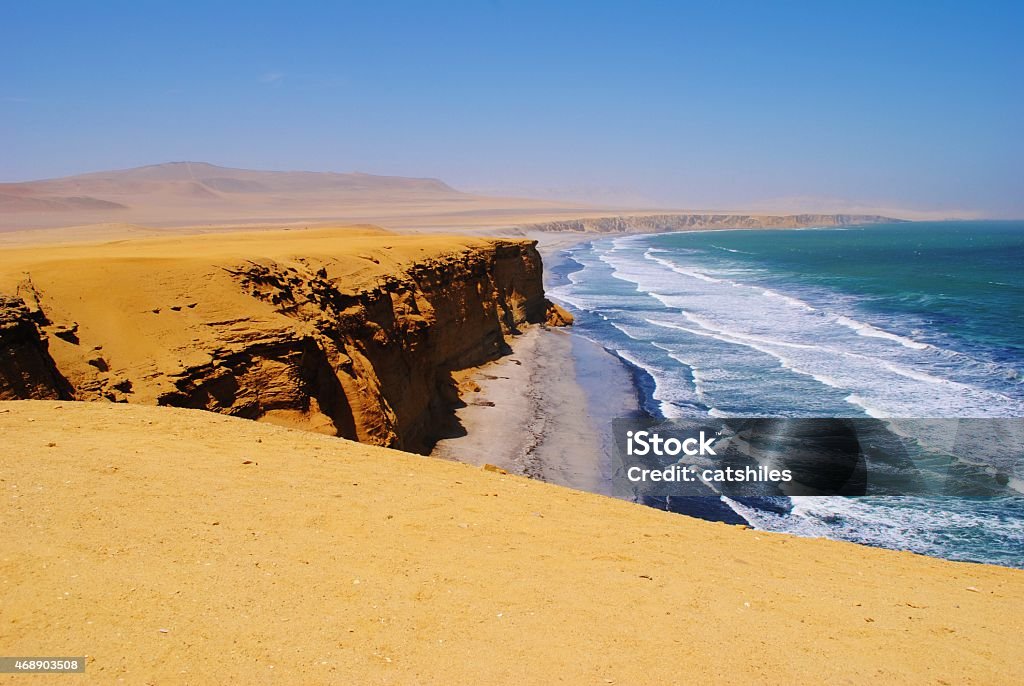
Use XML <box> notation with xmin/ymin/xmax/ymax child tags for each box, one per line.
<box><xmin>2</xmin><ymin>401</ymin><xmax>1022</xmax><ymax>685</ymax></box>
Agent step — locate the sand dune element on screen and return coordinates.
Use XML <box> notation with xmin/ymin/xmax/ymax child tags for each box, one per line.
<box><xmin>1</xmin><ymin>401</ymin><xmax>1021</xmax><ymax>684</ymax></box>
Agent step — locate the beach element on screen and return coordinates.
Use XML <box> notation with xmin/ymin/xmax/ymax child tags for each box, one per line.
<box><xmin>432</xmin><ymin>230</ymin><xmax>641</xmax><ymax>496</ymax></box>
<box><xmin>538</xmin><ymin>223</ymin><xmax>1024</xmax><ymax>567</ymax></box>
<box><xmin>431</xmin><ymin>326</ymin><xmax>637</xmax><ymax>495</ymax></box>
<box><xmin>436</xmin><ymin>224</ymin><xmax>1024</xmax><ymax>567</ymax></box>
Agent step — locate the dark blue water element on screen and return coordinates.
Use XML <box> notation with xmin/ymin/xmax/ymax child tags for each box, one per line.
<box><xmin>551</xmin><ymin>222</ymin><xmax>1024</xmax><ymax>568</ymax></box>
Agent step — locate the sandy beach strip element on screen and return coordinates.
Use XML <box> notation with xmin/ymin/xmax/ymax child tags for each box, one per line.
<box><xmin>431</xmin><ymin>326</ymin><xmax>640</xmax><ymax>495</ymax></box>
<box><xmin>432</xmin><ymin>230</ymin><xmax>641</xmax><ymax>495</ymax></box>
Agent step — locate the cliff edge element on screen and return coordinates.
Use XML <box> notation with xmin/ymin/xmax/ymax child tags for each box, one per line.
<box><xmin>0</xmin><ymin>227</ymin><xmax>571</xmax><ymax>453</ymax></box>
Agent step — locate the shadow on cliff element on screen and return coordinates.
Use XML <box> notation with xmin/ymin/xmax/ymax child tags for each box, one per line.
<box><xmin>431</xmin><ymin>338</ymin><xmax>518</xmax><ymax>444</ymax></box>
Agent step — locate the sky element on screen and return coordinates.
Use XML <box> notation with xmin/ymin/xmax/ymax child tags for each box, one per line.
<box><xmin>2</xmin><ymin>0</ymin><xmax>1023</xmax><ymax>216</ymax></box>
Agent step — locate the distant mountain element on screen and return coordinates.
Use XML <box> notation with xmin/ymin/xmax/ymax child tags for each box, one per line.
<box><xmin>0</xmin><ymin>162</ymin><xmax>466</xmax><ymax>215</ymax></box>
<box><xmin>0</xmin><ymin>162</ymin><xmax>916</xmax><ymax>234</ymax></box>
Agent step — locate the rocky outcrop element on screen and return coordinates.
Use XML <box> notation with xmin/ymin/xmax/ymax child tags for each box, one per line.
<box><xmin>0</xmin><ymin>295</ymin><xmax>72</xmax><ymax>400</ymax></box>
<box><xmin>521</xmin><ymin>213</ymin><xmax>903</xmax><ymax>233</ymax></box>
<box><xmin>157</xmin><ymin>241</ymin><xmax>569</xmax><ymax>452</ymax></box>
<box><xmin>0</xmin><ymin>234</ymin><xmax>570</xmax><ymax>454</ymax></box>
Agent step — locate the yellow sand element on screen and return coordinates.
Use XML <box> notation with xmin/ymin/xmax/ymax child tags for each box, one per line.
<box><xmin>2</xmin><ymin>401</ymin><xmax>1021</xmax><ymax>685</ymax></box>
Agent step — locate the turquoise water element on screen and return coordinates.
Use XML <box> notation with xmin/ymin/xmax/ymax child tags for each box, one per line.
<box><xmin>662</xmin><ymin>222</ymin><xmax>1024</xmax><ymax>393</ymax></box>
<box><xmin>551</xmin><ymin>221</ymin><xmax>1024</xmax><ymax>567</ymax></box>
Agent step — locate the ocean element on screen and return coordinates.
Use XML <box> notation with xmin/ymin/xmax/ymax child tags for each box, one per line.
<box><xmin>549</xmin><ymin>221</ymin><xmax>1024</xmax><ymax>568</ymax></box>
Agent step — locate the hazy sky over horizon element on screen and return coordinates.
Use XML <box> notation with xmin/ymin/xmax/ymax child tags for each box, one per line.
<box><xmin>3</xmin><ymin>1</ymin><xmax>1023</xmax><ymax>216</ymax></box>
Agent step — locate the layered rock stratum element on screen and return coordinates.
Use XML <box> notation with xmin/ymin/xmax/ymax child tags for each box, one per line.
<box><xmin>0</xmin><ymin>226</ymin><xmax>570</xmax><ymax>453</ymax></box>
<box><xmin>0</xmin><ymin>295</ymin><xmax>72</xmax><ymax>400</ymax></box>
<box><xmin>521</xmin><ymin>212</ymin><xmax>902</xmax><ymax>233</ymax></box>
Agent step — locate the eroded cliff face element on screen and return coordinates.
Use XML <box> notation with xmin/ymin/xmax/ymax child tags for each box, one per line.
<box><xmin>0</xmin><ymin>295</ymin><xmax>72</xmax><ymax>401</ymax></box>
<box><xmin>522</xmin><ymin>213</ymin><xmax>903</xmax><ymax>233</ymax></box>
<box><xmin>0</xmin><ymin>230</ymin><xmax>571</xmax><ymax>453</ymax></box>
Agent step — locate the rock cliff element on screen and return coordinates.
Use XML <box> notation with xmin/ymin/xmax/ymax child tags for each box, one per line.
<box><xmin>0</xmin><ymin>229</ymin><xmax>571</xmax><ymax>453</ymax></box>
<box><xmin>0</xmin><ymin>295</ymin><xmax>73</xmax><ymax>400</ymax></box>
<box><xmin>521</xmin><ymin>213</ymin><xmax>903</xmax><ymax>233</ymax></box>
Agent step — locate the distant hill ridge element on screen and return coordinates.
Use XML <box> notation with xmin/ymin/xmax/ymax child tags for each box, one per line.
<box><xmin>0</xmin><ymin>162</ymin><xmax>464</xmax><ymax>213</ymax></box>
<box><xmin>0</xmin><ymin>162</ymin><xmax>906</xmax><ymax>231</ymax></box>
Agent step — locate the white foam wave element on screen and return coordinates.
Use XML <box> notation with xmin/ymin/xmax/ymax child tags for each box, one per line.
<box><xmin>726</xmin><ymin>495</ymin><xmax>1024</xmax><ymax>566</ymax></box>
<box><xmin>835</xmin><ymin>315</ymin><xmax>930</xmax><ymax>350</ymax></box>
<box><xmin>566</xmin><ymin>236</ymin><xmax>1024</xmax><ymax>420</ymax></box>
<box><xmin>761</xmin><ymin>289</ymin><xmax>816</xmax><ymax>311</ymax></box>
<box><xmin>843</xmin><ymin>394</ymin><xmax>887</xmax><ymax>418</ymax></box>
<box><xmin>643</xmin><ymin>250</ymin><xmax>725</xmax><ymax>283</ymax></box>
<box><xmin>711</xmin><ymin>244</ymin><xmax>755</xmax><ymax>255</ymax></box>
<box><xmin>612</xmin><ymin>347</ymin><xmax>689</xmax><ymax>418</ymax></box>
<box><xmin>648</xmin><ymin>315</ymin><xmax>859</xmax><ymax>402</ymax></box>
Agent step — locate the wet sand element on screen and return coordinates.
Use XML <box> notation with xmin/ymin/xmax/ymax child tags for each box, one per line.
<box><xmin>432</xmin><ymin>230</ymin><xmax>640</xmax><ymax>494</ymax></box>
<box><xmin>432</xmin><ymin>326</ymin><xmax>639</xmax><ymax>495</ymax></box>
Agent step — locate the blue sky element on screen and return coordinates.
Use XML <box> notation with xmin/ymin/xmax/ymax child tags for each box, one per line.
<box><xmin>3</xmin><ymin>1</ymin><xmax>1022</xmax><ymax>216</ymax></box>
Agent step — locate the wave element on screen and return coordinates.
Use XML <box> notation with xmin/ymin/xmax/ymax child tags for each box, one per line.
<box><xmin>591</xmin><ymin>240</ymin><xmax>1024</xmax><ymax>417</ymax></box>
<box><xmin>555</xmin><ymin>230</ymin><xmax>1024</xmax><ymax>567</ymax></box>
<box><xmin>834</xmin><ymin>315</ymin><xmax>930</xmax><ymax>350</ymax></box>
<box><xmin>611</xmin><ymin>347</ymin><xmax>687</xmax><ymax>418</ymax></box>
<box><xmin>711</xmin><ymin>244</ymin><xmax>755</xmax><ymax>255</ymax></box>
<box><xmin>643</xmin><ymin>250</ymin><xmax>724</xmax><ymax>283</ymax></box>
<box><xmin>725</xmin><ymin>495</ymin><xmax>1024</xmax><ymax>568</ymax></box>
<box><xmin>761</xmin><ymin>288</ymin><xmax>816</xmax><ymax>311</ymax></box>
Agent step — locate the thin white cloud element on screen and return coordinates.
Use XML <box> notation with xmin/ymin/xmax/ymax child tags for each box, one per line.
<box><xmin>260</xmin><ymin>71</ymin><xmax>285</xmax><ymax>85</ymax></box>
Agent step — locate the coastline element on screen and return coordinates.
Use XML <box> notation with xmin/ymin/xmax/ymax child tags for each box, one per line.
<box><xmin>438</xmin><ymin>226</ymin><xmax>1024</xmax><ymax>569</ymax></box>
<box><xmin>431</xmin><ymin>326</ymin><xmax>639</xmax><ymax>496</ymax></box>
<box><xmin>2</xmin><ymin>225</ymin><xmax>1022</xmax><ymax>681</ymax></box>
<box><xmin>432</xmin><ymin>231</ymin><xmax>643</xmax><ymax>497</ymax></box>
